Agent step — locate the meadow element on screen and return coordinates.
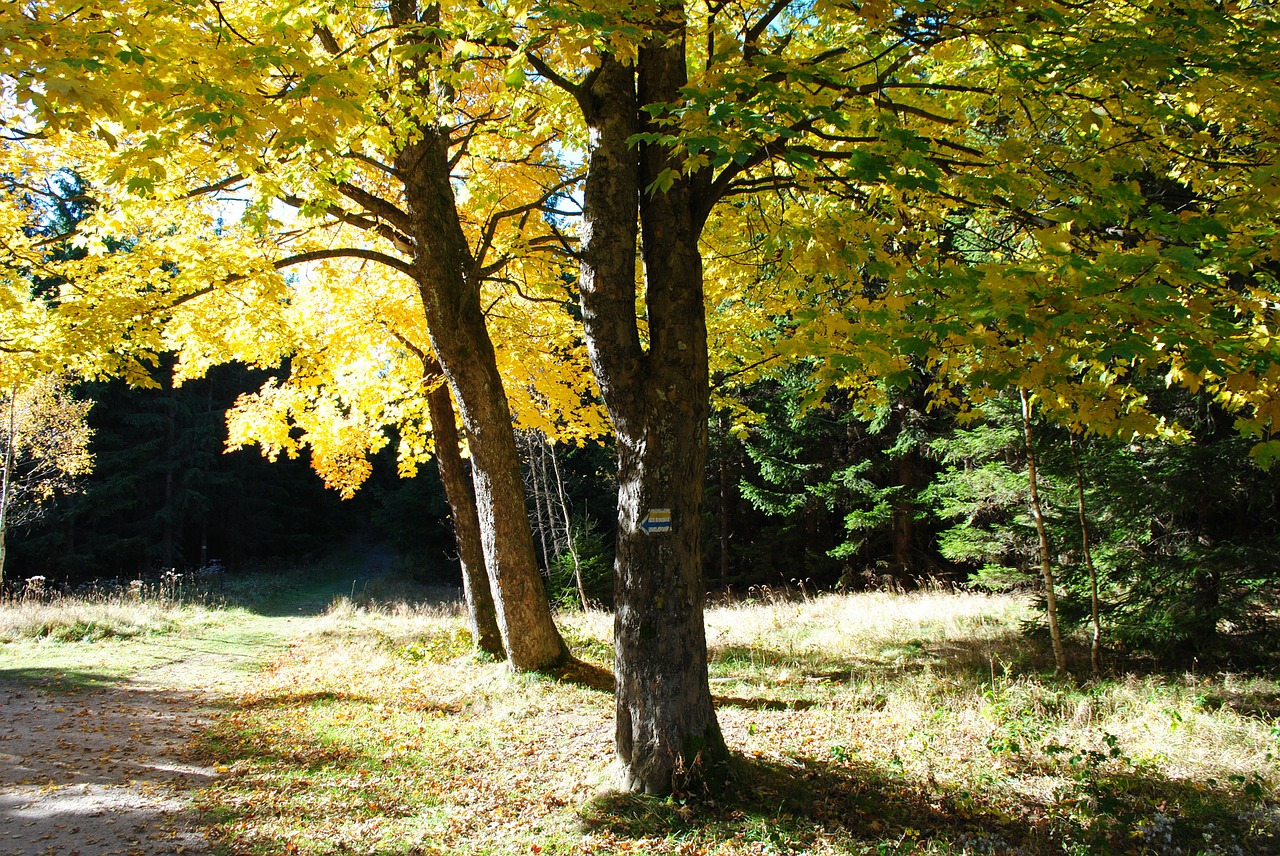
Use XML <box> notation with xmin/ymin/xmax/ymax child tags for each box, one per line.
<box><xmin>2</xmin><ymin>572</ymin><xmax>1277</xmax><ymax>855</ymax></box>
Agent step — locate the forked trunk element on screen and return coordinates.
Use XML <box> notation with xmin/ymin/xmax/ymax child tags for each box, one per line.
<box><xmin>425</xmin><ymin>373</ymin><xmax>504</xmax><ymax>656</ymax></box>
<box><xmin>389</xmin><ymin>18</ymin><xmax>565</xmax><ymax>668</ymax></box>
<box><xmin>430</xmin><ymin>323</ymin><xmax>566</xmax><ymax>669</ymax></box>
<box><xmin>578</xmin><ymin>43</ymin><xmax>726</xmax><ymax>793</ymax></box>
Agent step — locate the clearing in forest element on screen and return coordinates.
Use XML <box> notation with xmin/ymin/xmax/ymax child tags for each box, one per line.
<box><xmin>2</xmin><ymin>567</ymin><xmax>1278</xmax><ymax>856</ymax></box>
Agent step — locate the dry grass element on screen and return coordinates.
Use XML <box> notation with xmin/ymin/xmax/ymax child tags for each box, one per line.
<box><xmin>0</xmin><ymin>590</ymin><xmax>219</xmax><ymax>643</ymax></box>
<box><xmin>189</xmin><ymin>588</ymin><xmax>1280</xmax><ymax>856</ymax></box>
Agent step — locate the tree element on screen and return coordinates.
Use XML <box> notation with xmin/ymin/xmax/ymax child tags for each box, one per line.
<box><xmin>2</xmin><ymin>0</ymin><xmax>583</xmax><ymax>668</ymax></box>
<box><xmin>10</xmin><ymin>0</ymin><xmax>1280</xmax><ymax>793</ymax></box>
<box><xmin>0</xmin><ymin>375</ymin><xmax>93</xmax><ymax>585</ymax></box>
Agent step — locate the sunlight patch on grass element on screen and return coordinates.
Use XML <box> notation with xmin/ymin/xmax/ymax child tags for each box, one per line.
<box><xmin>190</xmin><ymin>589</ymin><xmax>1280</xmax><ymax>855</ymax></box>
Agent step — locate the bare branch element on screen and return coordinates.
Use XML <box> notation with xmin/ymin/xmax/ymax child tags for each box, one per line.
<box><xmin>314</xmin><ymin>24</ymin><xmax>341</xmax><ymax>55</ymax></box>
<box><xmin>180</xmin><ymin>173</ymin><xmax>247</xmax><ymax>199</ymax></box>
<box><xmin>526</xmin><ymin>52</ymin><xmax>580</xmax><ymax>97</ymax></box>
<box><xmin>275</xmin><ymin>248</ymin><xmax>417</xmax><ymax>277</ymax></box>
<box><xmin>278</xmin><ymin>194</ymin><xmax>415</xmax><ymax>254</ymax></box>
<box><xmin>206</xmin><ymin>0</ymin><xmax>254</xmax><ymax>44</ymax></box>
<box><xmin>743</xmin><ymin>0</ymin><xmax>793</xmax><ymax>55</ymax></box>
<box><xmin>345</xmin><ymin>151</ymin><xmax>399</xmax><ymax>179</ymax></box>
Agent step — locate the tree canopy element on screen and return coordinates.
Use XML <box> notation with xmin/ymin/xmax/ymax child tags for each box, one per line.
<box><xmin>4</xmin><ymin>0</ymin><xmax>1279</xmax><ymax>794</ymax></box>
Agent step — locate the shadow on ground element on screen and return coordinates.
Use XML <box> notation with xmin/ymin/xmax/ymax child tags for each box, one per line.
<box><xmin>0</xmin><ymin>678</ymin><xmax>215</xmax><ymax>855</ymax></box>
<box><xmin>0</xmin><ymin>667</ymin><xmax>125</xmax><ymax>693</ymax></box>
<box><xmin>582</xmin><ymin>749</ymin><xmax>1280</xmax><ymax>856</ymax></box>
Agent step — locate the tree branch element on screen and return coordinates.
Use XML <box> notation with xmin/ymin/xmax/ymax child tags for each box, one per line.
<box><xmin>279</xmin><ymin>195</ymin><xmax>415</xmax><ymax>254</ymax></box>
<box><xmin>275</xmin><ymin>248</ymin><xmax>417</xmax><ymax>277</ymax></box>
<box><xmin>336</xmin><ymin>182</ymin><xmax>413</xmax><ymax>233</ymax></box>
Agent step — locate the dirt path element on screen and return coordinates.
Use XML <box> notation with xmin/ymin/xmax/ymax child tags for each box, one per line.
<box><xmin>0</xmin><ymin>614</ymin><xmax>305</xmax><ymax>856</ymax></box>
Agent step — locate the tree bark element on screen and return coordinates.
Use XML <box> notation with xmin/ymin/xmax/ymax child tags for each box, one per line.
<box><xmin>425</xmin><ymin>370</ymin><xmax>505</xmax><ymax>657</ymax></box>
<box><xmin>1069</xmin><ymin>434</ymin><xmax>1102</xmax><ymax>676</ymax></box>
<box><xmin>548</xmin><ymin>440</ymin><xmax>589</xmax><ymax>611</ymax></box>
<box><xmin>398</xmin><ymin>135</ymin><xmax>566</xmax><ymax>670</ymax></box>
<box><xmin>1020</xmin><ymin>389</ymin><xmax>1067</xmax><ymax>673</ymax></box>
<box><xmin>525</xmin><ymin>432</ymin><xmax>554</xmax><ymax>573</ymax></box>
<box><xmin>0</xmin><ymin>390</ymin><xmax>15</xmax><ymax>588</ymax></box>
<box><xmin>579</xmin><ymin>33</ymin><xmax>726</xmax><ymax>793</ymax></box>
<box><xmin>391</xmin><ymin>0</ymin><xmax>565</xmax><ymax>670</ymax></box>
<box><xmin>892</xmin><ymin>454</ymin><xmax>915</xmax><ymax>577</ymax></box>
<box><xmin>718</xmin><ymin>410</ymin><xmax>734</xmax><ymax>591</ymax></box>
<box><xmin>161</xmin><ymin>394</ymin><xmax>175</xmax><ymax>570</ymax></box>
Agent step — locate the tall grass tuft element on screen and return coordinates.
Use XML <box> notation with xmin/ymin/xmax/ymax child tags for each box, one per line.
<box><xmin>0</xmin><ymin>589</ymin><xmax>208</xmax><ymax>642</ymax></box>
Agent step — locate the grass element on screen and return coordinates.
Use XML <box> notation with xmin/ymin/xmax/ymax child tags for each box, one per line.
<box><xmin>179</xmin><ymin>585</ymin><xmax>1280</xmax><ymax>856</ymax></box>
<box><xmin>0</xmin><ymin>552</ymin><xmax>402</xmax><ymax>690</ymax></box>
<box><xmin>4</xmin><ymin>566</ymin><xmax>1277</xmax><ymax>853</ymax></box>
<box><xmin>0</xmin><ymin>583</ymin><xmax>236</xmax><ymax>689</ymax></box>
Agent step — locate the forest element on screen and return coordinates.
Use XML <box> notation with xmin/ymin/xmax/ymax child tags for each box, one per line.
<box><xmin>2</xmin><ymin>0</ymin><xmax>1280</xmax><ymax>853</ymax></box>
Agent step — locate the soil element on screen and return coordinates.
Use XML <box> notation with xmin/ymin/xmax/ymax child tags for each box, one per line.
<box><xmin>0</xmin><ymin>616</ymin><xmax>302</xmax><ymax>856</ymax></box>
<box><xmin>0</xmin><ymin>545</ymin><xmax>402</xmax><ymax>856</ymax></box>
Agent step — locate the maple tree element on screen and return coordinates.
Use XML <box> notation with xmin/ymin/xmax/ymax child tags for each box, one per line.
<box><xmin>502</xmin><ymin>0</ymin><xmax>1279</xmax><ymax>790</ymax></box>
<box><xmin>0</xmin><ymin>375</ymin><xmax>93</xmax><ymax>585</ymax></box>
<box><xmin>6</xmin><ymin>0</ymin><xmax>1280</xmax><ymax>796</ymax></box>
<box><xmin>0</xmin><ymin>0</ymin><xmax>599</xmax><ymax>668</ymax></box>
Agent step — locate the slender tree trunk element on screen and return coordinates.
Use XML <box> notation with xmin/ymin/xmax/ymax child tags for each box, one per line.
<box><xmin>548</xmin><ymin>440</ymin><xmax>588</xmax><ymax>610</ymax></box>
<box><xmin>0</xmin><ymin>390</ymin><xmax>15</xmax><ymax>588</ymax></box>
<box><xmin>1020</xmin><ymin>389</ymin><xmax>1066</xmax><ymax>673</ymax></box>
<box><xmin>538</xmin><ymin>438</ymin><xmax>561</xmax><ymax>566</ymax></box>
<box><xmin>425</xmin><ymin>370</ymin><xmax>504</xmax><ymax>656</ymax></box>
<box><xmin>721</xmin><ymin>450</ymin><xmax>732</xmax><ymax>591</ymax></box>
<box><xmin>526</xmin><ymin>432</ymin><xmax>554</xmax><ymax>572</ymax></box>
<box><xmin>161</xmin><ymin>394</ymin><xmax>175</xmax><ymax>570</ymax></box>
<box><xmin>892</xmin><ymin>455</ymin><xmax>915</xmax><ymax>577</ymax></box>
<box><xmin>1069</xmin><ymin>434</ymin><xmax>1102</xmax><ymax>676</ymax></box>
<box><xmin>579</xmin><ymin>41</ymin><xmax>726</xmax><ymax>793</ymax></box>
<box><xmin>391</xmin><ymin>0</ymin><xmax>564</xmax><ymax>670</ymax></box>
<box><xmin>718</xmin><ymin>411</ymin><xmax>733</xmax><ymax>591</ymax></box>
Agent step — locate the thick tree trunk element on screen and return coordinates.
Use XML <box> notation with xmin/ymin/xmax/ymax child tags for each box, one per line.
<box><xmin>612</xmin><ymin>388</ymin><xmax>724</xmax><ymax>793</ymax></box>
<box><xmin>579</xmin><ymin>37</ymin><xmax>726</xmax><ymax>793</ymax></box>
<box><xmin>425</xmin><ymin>372</ymin><xmax>505</xmax><ymax>657</ymax></box>
<box><xmin>388</xmin><ymin>6</ymin><xmax>565</xmax><ymax>669</ymax></box>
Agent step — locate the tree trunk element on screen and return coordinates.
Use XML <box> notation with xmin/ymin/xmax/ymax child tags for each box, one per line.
<box><xmin>399</xmin><ymin>140</ymin><xmax>566</xmax><ymax>669</ymax></box>
<box><xmin>579</xmin><ymin>38</ymin><xmax>726</xmax><ymax>793</ymax></box>
<box><xmin>390</xmin><ymin>0</ymin><xmax>565</xmax><ymax>670</ymax></box>
<box><xmin>1069</xmin><ymin>434</ymin><xmax>1102</xmax><ymax>676</ymax></box>
<box><xmin>548</xmin><ymin>440</ymin><xmax>589</xmax><ymax>611</ymax></box>
<box><xmin>718</xmin><ymin>410</ymin><xmax>733</xmax><ymax>591</ymax></box>
<box><xmin>0</xmin><ymin>390</ymin><xmax>15</xmax><ymax>588</ymax></box>
<box><xmin>1020</xmin><ymin>389</ymin><xmax>1066</xmax><ymax>673</ymax></box>
<box><xmin>425</xmin><ymin>370</ymin><xmax>505</xmax><ymax>657</ymax></box>
<box><xmin>525</xmin><ymin>432</ymin><xmax>554</xmax><ymax>573</ymax></box>
<box><xmin>161</xmin><ymin>398</ymin><xmax>175</xmax><ymax>570</ymax></box>
<box><xmin>892</xmin><ymin>454</ymin><xmax>915</xmax><ymax>576</ymax></box>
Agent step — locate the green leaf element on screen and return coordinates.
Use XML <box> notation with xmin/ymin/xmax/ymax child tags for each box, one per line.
<box><xmin>646</xmin><ymin>168</ymin><xmax>679</xmax><ymax>196</ymax></box>
<box><xmin>503</xmin><ymin>61</ymin><xmax>526</xmax><ymax>89</ymax></box>
<box><xmin>1250</xmin><ymin>440</ymin><xmax>1280</xmax><ymax>471</ymax></box>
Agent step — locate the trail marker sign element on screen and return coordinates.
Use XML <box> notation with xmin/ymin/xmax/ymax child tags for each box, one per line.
<box><xmin>640</xmin><ymin>509</ymin><xmax>672</xmax><ymax>534</ymax></box>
